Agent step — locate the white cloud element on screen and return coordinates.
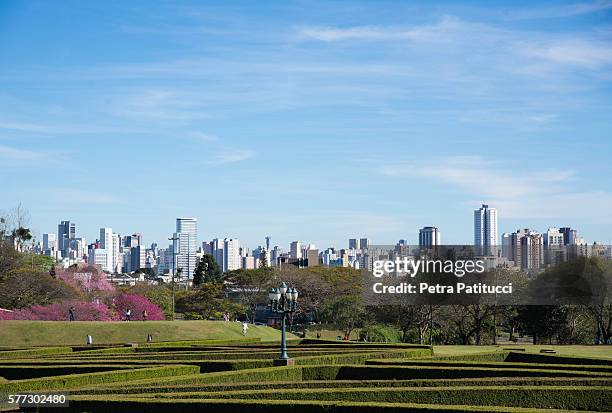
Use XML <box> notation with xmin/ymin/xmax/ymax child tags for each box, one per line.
<box><xmin>46</xmin><ymin>188</ymin><xmax>119</xmax><ymax>205</ymax></box>
<box><xmin>0</xmin><ymin>144</ymin><xmax>46</xmax><ymax>161</ymax></box>
<box><xmin>507</xmin><ymin>1</ymin><xmax>612</xmax><ymax>20</ymax></box>
<box><xmin>299</xmin><ymin>16</ymin><xmax>467</xmax><ymax>42</ymax></box>
<box><xmin>380</xmin><ymin>156</ymin><xmax>612</xmax><ymax>223</ymax></box>
<box><xmin>521</xmin><ymin>40</ymin><xmax>612</xmax><ymax>68</ymax></box>
<box><xmin>213</xmin><ymin>150</ymin><xmax>254</xmax><ymax>164</ymax></box>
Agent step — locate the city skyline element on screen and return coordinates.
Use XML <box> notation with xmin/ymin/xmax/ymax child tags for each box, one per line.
<box><xmin>1</xmin><ymin>1</ymin><xmax>611</xmax><ymax>248</ymax></box>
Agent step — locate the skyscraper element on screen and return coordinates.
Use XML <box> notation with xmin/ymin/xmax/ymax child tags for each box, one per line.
<box><xmin>290</xmin><ymin>241</ymin><xmax>302</xmax><ymax>259</ymax></box>
<box><xmin>100</xmin><ymin>227</ymin><xmax>119</xmax><ymax>273</ymax></box>
<box><xmin>348</xmin><ymin>239</ymin><xmax>358</xmax><ymax>250</ymax></box>
<box><xmin>474</xmin><ymin>204</ymin><xmax>498</xmax><ymax>255</ymax></box>
<box><xmin>57</xmin><ymin>220</ymin><xmax>75</xmax><ymax>258</ymax></box>
<box><xmin>419</xmin><ymin>226</ymin><xmax>441</xmax><ymax>248</ymax></box>
<box><xmin>359</xmin><ymin>238</ymin><xmax>371</xmax><ymax>250</ymax></box>
<box><xmin>175</xmin><ymin>218</ymin><xmax>197</xmax><ymax>280</ymax></box>
<box><xmin>223</xmin><ymin>238</ymin><xmax>240</xmax><ymax>273</ymax></box>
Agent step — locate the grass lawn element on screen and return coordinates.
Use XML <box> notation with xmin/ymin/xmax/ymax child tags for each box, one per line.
<box><xmin>0</xmin><ymin>320</ymin><xmax>294</xmax><ymax>347</ymax></box>
<box><xmin>434</xmin><ymin>344</ymin><xmax>612</xmax><ymax>359</ymax></box>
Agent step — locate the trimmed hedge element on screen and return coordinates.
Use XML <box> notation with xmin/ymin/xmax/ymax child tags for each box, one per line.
<box><xmin>0</xmin><ymin>365</ymin><xmax>200</xmax><ymax>392</ymax></box>
<box><xmin>139</xmin><ymin>338</ymin><xmax>262</xmax><ymax>347</ymax></box>
<box><xmin>157</xmin><ymin>385</ymin><xmax>612</xmax><ymax>411</ymax></box>
<box><xmin>506</xmin><ymin>351</ymin><xmax>612</xmax><ymax>366</ymax></box>
<box><xmin>329</xmin><ymin>365</ymin><xmax>611</xmax><ymax>380</ymax></box>
<box><xmin>69</xmin><ymin>377</ymin><xmax>612</xmax><ymax>395</ymax></box>
<box><xmin>0</xmin><ymin>346</ymin><xmax>73</xmax><ymax>359</ymax></box>
<box><xmin>0</xmin><ymin>365</ymin><xmax>140</xmax><ymax>380</ymax></box>
<box><xmin>42</xmin><ymin>396</ymin><xmax>584</xmax><ymax>413</ymax></box>
<box><xmin>365</xmin><ymin>359</ymin><xmax>612</xmax><ymax>373</ymax></box>
<box><xmin>432</xmin><ymin>352</ymin><xmax>509</xmax><ymax>362</ymax></box>
<box><xmin>295</xmin><ymin>349</ymin><xmax>433</xmax><ymax>366</ymax></box>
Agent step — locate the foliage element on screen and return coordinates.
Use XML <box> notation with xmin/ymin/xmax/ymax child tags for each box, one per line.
<box><xmin>176</xmin><ymin>282</ymin><xmax>244</xmax><ymax>319</ymax></box>
<box><xmin>319</xmin><ymin>295</ymin><xmax>366</xmax><ymax>339</ymax></box>
<box><xmin>193</xmin><ymin>254</ymin><xmax>222</xmax><ymax>286</ymax></box>
<box><xmin>55</xmin><ymin>265</ymin><xmax>115</xmax><ymax>296</ymax></box>
<box><xmin>224</xmin><ymin>267</ymin><xmax>276</xmax><ymax>320</ymax></box>
<box><xmin>0</xmin><ymin>268</ymin><xmax>79</xmax><ymax>310</ymax></box>
<box><xmin>359</xmin><ymin>324</ymin><xmax>403</xmax><ymax>343</ymax></box>
<box><xmin>0</xmin><ymin>300</ymin><xmax>112</xmax><ymax>321</ymax></box>
<box><xmin>110</xmin><ymin>293</ymin><xmax>165</xmax><ymax>321</ymax></box>
<box><xmin>123</xmin><ymin>284</ymin><xmax>173</xmax><ymax>319</ymax></box>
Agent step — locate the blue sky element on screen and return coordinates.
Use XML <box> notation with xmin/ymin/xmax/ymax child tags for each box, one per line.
<box><xmin>1</xmin><ymin>0</ymin><xmax>611</xmax><ymax>250</ymax></box>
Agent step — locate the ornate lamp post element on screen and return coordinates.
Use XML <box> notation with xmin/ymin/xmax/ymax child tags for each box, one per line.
<box><xmin>269</xmin><ymin>282</ymin><xmax>299</xmax><ymax>364</ymax></box>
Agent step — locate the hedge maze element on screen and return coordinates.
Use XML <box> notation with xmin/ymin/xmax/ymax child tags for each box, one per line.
<box><xmin>0</xmin><ymin>339</ymin><xmax>610</xmax><ymax>412</ymax></box>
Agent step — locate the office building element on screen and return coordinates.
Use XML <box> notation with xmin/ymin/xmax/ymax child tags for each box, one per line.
<box><xmin>174</xmin><ymin>218</ymin><xmax>197</xmax><ymax>280</ymax></box>
<box><xmin>57</xmin><ymin>220</ymin><xmax>76</xmax><ymax>258</ymax></box>
<box><xmin>290</xmin><ymin>241</ymin><xmax>302</xmax><ymax>259</ymax></box>
<box><xmin>474</xmin><ymin>204</ymin><xmax>498</xmax><ymax>255</ymax></box>
<box><xmin>419</xmin><ymin>227</ymin><xmax>441</xmax><ymax>248</ymax></box>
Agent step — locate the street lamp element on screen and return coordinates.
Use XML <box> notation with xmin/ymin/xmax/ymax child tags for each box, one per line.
<box><xmin>269</xmin><ymin>282</ymin><xmax>299</xmax><ymax>364</ymax></box>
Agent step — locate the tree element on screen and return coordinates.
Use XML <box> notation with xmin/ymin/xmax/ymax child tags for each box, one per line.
<box><xmin>319</xmin><ymin>295</ymin><xmax>365</xmax><ymax>339</ymax></box>
<box><xmin>224</xmin><ymin>267</ymin><xmax>276</xmax><ymax>321</ymax></box>
<box><xmin>193</xmin><ymin>254</ymin><xmax>222</xmax><ymax>286</ymax></box>
<box><xmin>12</xmin><ymin>227</ymin><xmax>32</xmax><ymax>252</ymax></box>
<box><xmin>0</xmin><ymin>268</ymin><xmax>79</xmax><ymax>310</ymax></box>
<box><xmin>176</xmin><ymin>282</ymin><xmax>243</xmax><ymax>319</ymax></box>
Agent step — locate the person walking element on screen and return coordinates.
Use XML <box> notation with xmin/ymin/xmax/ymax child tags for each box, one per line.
<box><xmin>242</xmin><ymin>321</ymin><xmax>248</xmax><ymax>336</ymax></box>
<box><xmin>125</xmin><ymin>308</ymin><xmax>131</xmax><ymax>322</ymax></box>
<box><xmin>142</xmin><ymin>309</ymin><xmax>148</xmax><ymax>321</ymax></box>
<box><xmin>69</xmin><ymin>306</ymin><xmax>76</xmax><ymax>322</ymax></box>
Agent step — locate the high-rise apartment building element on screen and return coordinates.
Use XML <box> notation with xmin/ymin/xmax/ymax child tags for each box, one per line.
<box><xmin>174</xmin><ymin>218</ymin><xmax>197</xmax><ymax>280</ymax></box>
<box><xmin>419</xmin><ymin>227</ymin><xmax>441</xmax><ymax>248</ymax></box>
<box><xmin>99</xmin><ymin>227</ymin><xmax>120</xmax><ymax>273</ymax></box>
<box><xmin>474</xmin><ymin>204</ymin><xmax>498</xmax><ymax>255</ymax></box>
<box><xmin>223</xmin><ymin>238</ymin><xmax>240</xmax><ymax>273</ymax></box>
<box><xmin>290</xmin><ymin>241</ymin><xmax>302</xmax><ymax>259</ymax></box>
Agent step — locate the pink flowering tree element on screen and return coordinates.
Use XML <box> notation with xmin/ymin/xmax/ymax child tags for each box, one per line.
<box><xmin>110</xmin><ymin>293</ymin><xmax>165</xmax><ymax>321</ymax></box>
<box><xmin>0</xmin><ymin>300</ymin><xmax>112</xmax><ymax>321</ymax></box>
<box><xmin>56</xmin><ymin>265</ymin><xmax>114</xmax><ymax>297</ymax></box>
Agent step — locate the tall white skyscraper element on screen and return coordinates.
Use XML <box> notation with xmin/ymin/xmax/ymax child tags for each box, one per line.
<box><xmin>290</xmin><ymin>241</ymin><xmax>302</xmax><ymax>259</ymax></box>
<box><xmin>419</xmin><ymin>227</ymin><xmax>441</xmax><ymax>248</ymax></box>
<box><xmin>474</xmin><ymin>204</ymin><xmax>498</xmax><ymax>254</ymax></box>
<box><xmin>223</xmin><ymin>238</ymin><xmax>240</xmax><ymax>273</ymax></box>
<box><xmin>175</xmin><ymin>218</ymin><xmax>197</xmax><ymax>280</ymax></box>
<box><xmin>100</xmin><ymin>227</ymin><xmax>120</xmax><ymax>273</ymax></box>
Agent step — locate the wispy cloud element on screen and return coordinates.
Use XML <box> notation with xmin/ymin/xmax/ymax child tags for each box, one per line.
<box><xmin>46</xmin><ymin>188</ymin><xmax>120</xmax><ymax>205</ymax></box>
<box><xmin>380</xmin><ymin>156</ymin><xmax>612</xmax><ymax>223</ymax></box>
<box><xmin>0</xmin><ymin>144</ymin><xmax>47</xmax><ymax>161</ymax></box>
<box><xmin>188</xmin><ymin>131</ymin><xmax>220</xmax><ymax>143</ymax></box>
<box><xmin>299</xmin><ymin>16</ymin><xmax>467</xmax><ymax>42</ymax></box>
<box><xmin>520</xmin><ymin>40</ymin><xmax>612</xmax><ymax>68</ymax></box>
<box><xmin>506</xmin><ymin>1</ymin><xmax>612</xmax><ymax>20</ymax></box>
<box><xmin>213</xmin><ymin>150</ymin><xmax>255</xmax><ymax>164</ymax></box>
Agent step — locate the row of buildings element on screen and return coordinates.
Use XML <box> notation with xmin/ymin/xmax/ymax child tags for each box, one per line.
<box><xmin>33</xmin><ymin>204</ymin><xmax>609</xmax><ymax>283</ymax></box>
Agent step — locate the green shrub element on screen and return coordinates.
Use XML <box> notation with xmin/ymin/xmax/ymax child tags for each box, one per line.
<box><xmin>0</xmin><ymin>365</ymin><xmax>200</xmax><ymax>392</ymax></box>
<box><xmin>41</xmin><ymin>396</ymin><xmax>588</xmax><ymax>413</ymax></box>
<box><xmin>0</xmin><ymin>365</ymin><xmax>139</xmax><ymax>380</ymax></box>
<box><xmin>332</xmin><ymin>365</ymin><xmax>611</xmax><ymax>380</ymax></box>
<box><xmin>0</xmin><ymin>346</ymin><xmax>73</xmax><ymax>359</ymax></box>
<box><xmin>506</xmin><ymin>352</ymin><xmax>612</xmax><ymax>366</ymax></box>
<box><xmin>165</xmin><ymin>386</ymin><xmax>611</xmax><ymax>411</ymax></box>
<box><xmin>365</xmin><ymin>359</ymin><xmax>612</xmax><ymax>373</ymax></box>
<box><xmin>69</xmin><ymin>376</ymin><xmax>612</xmax><ymax>395</ymax></box>
<box><xmin>432</xmin><ymin>352</ymin><xmax>509</xmax><ymax>362</ymax></box>
<box><xmin>359</xmin><ymin>325</ymin><xmax>402</xmax><ymax>343</ymax></box>
<box><xmin>295</xmin><ymin>349</ymin><xmax>433</xmax><ymax>366</ymax></box>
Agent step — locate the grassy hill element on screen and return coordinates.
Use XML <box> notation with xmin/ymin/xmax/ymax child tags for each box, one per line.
<box><xmin>0</xmin><ymin>320</ymin><xmax>294</xmax><ymax>347</ymax></box>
